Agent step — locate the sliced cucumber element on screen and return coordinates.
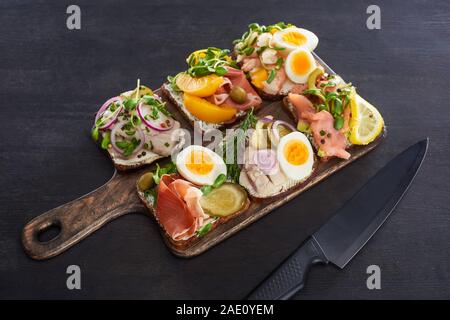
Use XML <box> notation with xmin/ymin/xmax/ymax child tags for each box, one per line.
<box><xmin>200</xmin><ymin>183</ymin><xmax>248</xmax><ymax>217</ymax></box>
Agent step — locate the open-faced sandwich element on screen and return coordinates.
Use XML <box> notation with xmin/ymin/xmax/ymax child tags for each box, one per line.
<box><xmin>233</xmin><ymin>22</ymin><xmax>320</xmax><ymax>99</ymax></box>
<box><xmin>283</xmin><ymin>67</ymin><xmax>385</xmax><ymax>161</ymax></box>
<box><xmin>233</xmin><ymin>22</ymin><xmax>384</xmax><ymax>161</ymax></box>
<box><xmin>91</xmin><ymin>81</ymin><xmax>183</xmax><ymax>170</ymax></box>
<box><xmin>137</xmin><ymin>144</ymin><xmax>250</xmax><ymax>242</ymax></box>
<box><xmin>238</xmin><ymin>115</ymin><xmax>316</xmax><ymax>199</ymax></box>
<box><xmin>162</xmin><ymin>47</ymin><xmax>262</xmax><ymax>133</ymax></box>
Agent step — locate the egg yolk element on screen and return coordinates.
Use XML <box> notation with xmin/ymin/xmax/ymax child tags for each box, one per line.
<box><xmin>186</xmin><ymin>150</ymin><xmax>214</xmax><ymax>175</ymax></box>
<box><xmin>290</xmin><ymin>51</ymin><xmax>312</xmax><ymax>76</ymax></box>
<box><xmin>284</xmin><ymin>140</ymin><xmax>309</xmax><ymax>165</ymax></box>
<box><xmin>282</xmin><ymin>31</ymin><xmax>307</xmax><ymax>46</ymax></box>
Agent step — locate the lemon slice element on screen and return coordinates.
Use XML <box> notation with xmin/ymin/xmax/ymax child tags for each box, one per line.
<box><xmin>349</xmin><ymin>94</ymin><xmax>384</xmax><ymax>145</ymax></box>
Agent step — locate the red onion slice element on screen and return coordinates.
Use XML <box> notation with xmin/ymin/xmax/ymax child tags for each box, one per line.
<box><xmin>95</xmin><ymin>96</ymin><xmax>123</xmax><ymax>130</ymax></box>
<box><xmin>101</xmin><ymin>118</ymin><xmax>118</xmax><ymax>131</ymax></box>
<box><xmin>253</xmin><ymin>149</ymin><xmax>279</xmax><ymax>175</ymax></box>
<box><xmin>110</xmin><ymin>122</ymin><xmax>144</xmax><ymax>156</ymax></box>
<box><xmin>271</xmin><ymin>120</ymin><xmax>296</xmax><ymax>143</ymax></box>
<box><xmin>260</xmin><ymin>116</ymin><xmax>274</xmax><ymax>123</ymax></box>
<box><xmin>137</xmin><ymin>102</ymin><xmax>174</xmax><ymax>131</ymax></box>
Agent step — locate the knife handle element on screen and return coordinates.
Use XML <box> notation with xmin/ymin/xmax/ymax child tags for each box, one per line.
<box><xmin>247</xmin><ymin>237</ymin><xmax>328</xmax><ymax>300</ymax></box>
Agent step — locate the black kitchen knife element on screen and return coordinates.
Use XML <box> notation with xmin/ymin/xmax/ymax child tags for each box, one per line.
<box><xmin>247</xmin><ymin>139</ymin><xmax>428</xmax><ymax>300</ymax></box>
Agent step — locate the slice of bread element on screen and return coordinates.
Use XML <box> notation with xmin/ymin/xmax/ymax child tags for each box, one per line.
<box><xmin>254</xmin><ymin>87</ymin><xmax>285</xmax><ymax>101</ymax></box>
<box><xmin>94</xmin><ymin>87</ymin><xmax>183</xmax><ymax>171</ymax></box>
<box><xmin>106</xmin><ymin>147</ymin><xmax>163</xmax><ymax>171</ymax></box>
<box><xmin>137</xmin><ymin>177</ymin><xmax>250</xmax><ymax>247</ymax></box>
<box><xmin>161</xmin><ymin>83</ymin><xmax>254</xmax><ymax>133</ymax></box>
<box><xmin>239</xmin><ymin>166</ymin><xmax>315</xmax><ymax>199</ymax></box>
<box><xmin>282</xmin><ymin>96</ymin><xmax>299</xmax><ymax>122</ymax></box>
<box><xmin>98</xmin><ymin>121</ymin><xmax>183</xmax><ymax>171</ymax></box>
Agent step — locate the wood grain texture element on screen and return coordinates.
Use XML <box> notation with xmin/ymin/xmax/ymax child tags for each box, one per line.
<box><xmin>1</xmin><ymin>0</ymin><xmax>450</xmax><ymax>299</ymax></box>
<box><xmin>21</xmin><ymin>169</ymin><xmax>146</xmax><ymax>260</ymax></box>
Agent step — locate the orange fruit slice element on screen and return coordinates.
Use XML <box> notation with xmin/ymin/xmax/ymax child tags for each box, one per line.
<box><xmin>183</xmin><ymin>93</ymin><xmax>236</xmax><ymax>124</ymax></box>
<box><xmin>176</xmin><ymin>73</ymin><xmax>224</xmax><ymax>97</ymax></box>
<box><xmin>250</xmin><ymin>68</ymin><xmax>268</xmax><ymax>89</ymax></box>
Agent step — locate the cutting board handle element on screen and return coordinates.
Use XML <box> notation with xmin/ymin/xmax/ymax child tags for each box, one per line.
<box><xmin>22</xmin><ymin>170</ymin><xmax>146</xmax><ymax>260</ymax></box>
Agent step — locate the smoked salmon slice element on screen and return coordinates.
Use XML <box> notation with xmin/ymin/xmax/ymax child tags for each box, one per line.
<box><xmin>289</xmin><ymin>93</ymin><xmax>316</xmax><ymax>121</ymax></box>
<box><xmin>289</xmin><ymin>93</ymin><xmax>351</xmax><ymax>160</ymax></box>
<box><xmin>310</xmin><ymin>111</ymin><xmax>351</xmax><ymax>160</ymax></box>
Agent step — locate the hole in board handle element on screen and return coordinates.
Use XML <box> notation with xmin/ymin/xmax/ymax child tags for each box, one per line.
<box><xmin>36</xmin><ymin>220</ymin><xmax>62</xmax><ymax>243</ymax></box>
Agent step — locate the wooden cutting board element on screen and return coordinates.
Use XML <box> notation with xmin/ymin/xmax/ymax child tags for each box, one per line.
<box><xmin>22</xmin><ymin>55</ymin><xmax>386</xmax><ymax>260</ymax></box>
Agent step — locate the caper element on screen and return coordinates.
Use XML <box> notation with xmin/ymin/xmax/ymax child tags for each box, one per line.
<box><xmin>229</xmin><ymin>86</ymin><xmax>247</xmax><ymax>104</ymax></box>
<box><xmin>138</xmin><ymin>172</ymin><xmax>154</xmax><ymax>191</ymax></box>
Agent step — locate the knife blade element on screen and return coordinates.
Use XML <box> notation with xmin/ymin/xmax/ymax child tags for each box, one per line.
<box><xmin>247</xmin><ymin>139</ymin><xmax>428</xmax><ymax>300</ymax></box>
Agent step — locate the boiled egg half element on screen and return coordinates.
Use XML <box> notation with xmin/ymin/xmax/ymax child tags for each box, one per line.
<box><xmin>176</xmin><ymin>145</ymin><xmax>226</xmax><ymax>186</ymax></box>
<box><xmin>271</xmin><ymin>27</ymin><xmax>318</xmax><ymax>53</ymax></box>
<box><xmin>285</xmin><ymin>48</ymin><xmax>317</xmax><ymax>84</ymax></box>
<box><xmin>277</xmin><ymin>132</ymin><xmax>314</xmax><ymax>181</ymax></box>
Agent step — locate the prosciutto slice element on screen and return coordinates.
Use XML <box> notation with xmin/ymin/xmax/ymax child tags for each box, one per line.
<box><xmin>155</xmin><ymin>174</ymin><xmax>208</xmax><ymax>241</ymax></box>
<box><xmin>241</xmin><ymin>57</ymin><xmax>261</xmax><ymax>73</ymax></box>
<box><xmin>262</xmin><ymin>68</ymin><xmax>287</xmax><ymax>95</ymax></box>
<box><xmin>207</xmin><ymin>77</ymin><xmax>231</xmax><ymax>105</ymax></box>
<box><xmin>289</xmin><ymin>93</ymin><xmax>351</xmax><ymax>160</ymax></box>
<box><xmin>208</xmin><ymin>67</ymin><xmax>262</xmax><ymax>111</ymax></box>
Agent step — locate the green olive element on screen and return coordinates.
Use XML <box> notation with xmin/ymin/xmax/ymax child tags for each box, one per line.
<box><xmin>229</xmin><ymin>86</ymin><xmax>247</xmax><ymax>104</ymax></box>
<box><xmin>138</xmin><ymin>172</ymin><xmax>154</xmax><ymax>191</ymax></box>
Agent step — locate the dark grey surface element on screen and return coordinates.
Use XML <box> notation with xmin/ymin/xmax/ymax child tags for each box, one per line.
<box><xmin>1</xmin><ymin>0</ymin><xmax>449</xmax><ymax>299</ymax></box>
<box><xmin>314</xmin><ymin>139</ymin><xmax>428</xmax><ymax>269</ymax></box>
